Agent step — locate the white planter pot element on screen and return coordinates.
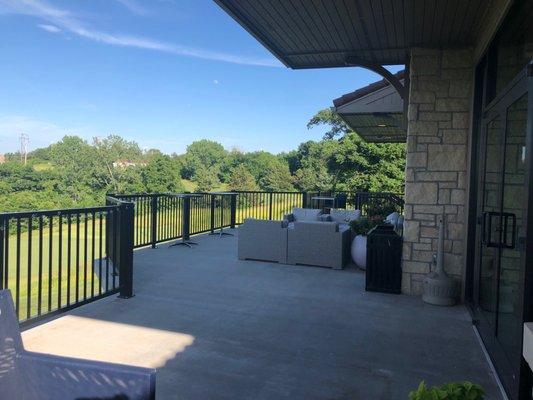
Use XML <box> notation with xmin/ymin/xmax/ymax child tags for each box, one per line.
<box><xmin>351</xmin><ymin>234</ymin><xmax>367</xmax><ymax>270</ymax></box>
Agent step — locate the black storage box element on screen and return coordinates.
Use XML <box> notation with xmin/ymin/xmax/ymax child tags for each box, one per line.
<box><xmin>365</xmin><ymin>224</ymin><xmax>402</xmax><ymax>294</ymax></box>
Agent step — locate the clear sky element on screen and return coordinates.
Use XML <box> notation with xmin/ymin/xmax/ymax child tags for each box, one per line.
<box><xmin>0</xmin><ymin>0</ymin><xmax>403</xmax><ymax>155</ymax></box>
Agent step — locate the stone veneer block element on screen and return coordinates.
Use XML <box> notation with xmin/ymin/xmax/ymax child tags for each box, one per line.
<box><xmin>427</xmin><ymin>144</ymin><xmax>466</xmax><ymax>171</ymax></box>
<box><xmin>402</xmin><ymin>48</ymin><xmax>473</xmax><ymax>296</ymax></box>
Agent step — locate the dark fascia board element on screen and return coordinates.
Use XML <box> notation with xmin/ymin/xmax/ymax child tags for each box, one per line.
<box><xmin>333</xmin><ymin>71</ymin><xmax>405</xmax><ymax>108</ymax></box>
<box><xmin>213</xmin><ymin>0</ymin><xmax>292</xmax><ymax>68</ymax></box>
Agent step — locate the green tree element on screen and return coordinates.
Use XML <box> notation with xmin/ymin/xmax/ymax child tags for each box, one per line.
<box><xmin>182</xmin><ymin>140</ymin><xmax>227</xmax><ymax>181</ymax></box>
<box><xmin>307</xmin><ymin>109</ymin><xmax>406</xmax><ymax>193</ymax></box>
<box><xmin>258</xmin><ymin>161</ymin><xmax>294</xmax><ymax>191</ymax></box>
<box><xmin>194</xmin><ymin>166</ymin><xmax>220</xmax><ymax>192</ymax></box>
<box><xmin>49</xmin><ymin>136</ymin><xmax>111</xmax><ymax>200</ymax></box>
<box><xmin>228</xmin><ymin>164</ymin><xmax>259</xmax><ymax>191</ymax></box>
<box><xmin>307</xmin><ymin>108</ymin><xmax>349</xmax><ymax>139</ymax></box>
<box><xmin>141</xmin><ymin>154</ymin><xmax>183</xmax><ymax>193</ymax></box>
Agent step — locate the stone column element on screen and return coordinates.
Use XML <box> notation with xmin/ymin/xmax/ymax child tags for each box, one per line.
<box><xmin>402</xmin><ymin>48</ymin><xmax>473</xmax><ymax>295</ymax></box>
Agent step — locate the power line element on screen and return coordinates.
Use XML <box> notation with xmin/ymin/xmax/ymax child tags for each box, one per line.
<box><xmin>20</xmin><ymin>133</ymin><xmax>29</xmax><ymax>165</ymax></box>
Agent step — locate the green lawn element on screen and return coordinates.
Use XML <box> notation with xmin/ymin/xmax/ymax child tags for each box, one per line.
<box><xmin>180</xmin><ymin>179</ymin><xmax>228</xmax><ymax>192</ymax></box>
<box><xmin>4</xmin><ymin>215</ymin><xmax>114</xmax><ymax>321</ymax></box>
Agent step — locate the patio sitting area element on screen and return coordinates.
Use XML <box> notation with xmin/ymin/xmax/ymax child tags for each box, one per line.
<box><xmin>22</xmin><ymin>230</ymin><xmax>501</xmax><ymax>399</ymax></box>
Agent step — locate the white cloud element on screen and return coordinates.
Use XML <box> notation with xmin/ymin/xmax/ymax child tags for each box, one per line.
<box><xmin>213</xmin><ymin>79</ymin><xmax>219</xmax><ymax>84</ymax></box>
<box><xmin>113</xmin><ymin>0</ymin><xmax>150</xmax><ymax>16</ymax></box>
<box><xmin>37</xmin><ymin>23</ymin><xmax>60</xmax><ymax>33</ymax></box>
<box><xmin>0</xmin><ymin>0</ymin><xmax>280</xmax><ymax>67</ymax></box>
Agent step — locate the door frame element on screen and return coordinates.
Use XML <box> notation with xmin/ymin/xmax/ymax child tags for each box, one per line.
<box><xmin>469</xmin><ymin>66</ymin><xmax>533</xmax><ymax>399</ymax></box>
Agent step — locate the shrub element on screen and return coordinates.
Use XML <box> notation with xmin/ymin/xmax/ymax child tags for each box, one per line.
<box><xmin>349</xmin><ymin>216</ymin><xmax>382</xmax><ymax>236</ymax></box>
<box><xmin>409</xmin><ymin>381</ymin><xmax>485</xmax><ymax>400</ymax></box>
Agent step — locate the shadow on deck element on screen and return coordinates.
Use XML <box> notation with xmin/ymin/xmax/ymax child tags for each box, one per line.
<box><xmin>22</xmin><ymin>229</ymin><xmax>501</xmax><ymax>399</ymax></box>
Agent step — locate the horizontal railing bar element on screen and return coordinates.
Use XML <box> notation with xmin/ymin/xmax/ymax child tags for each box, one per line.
<box><xmin>19</xmin><ymin>288</ymin><xmax>120</xmax><ymax>330</ymax></box>
<box><xmin>1</xmin><ymin>205</ymin><xmax>119</xmax><ymax>219</ymax></box>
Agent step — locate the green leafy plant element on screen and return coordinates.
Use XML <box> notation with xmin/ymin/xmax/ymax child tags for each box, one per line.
<box><xmin>349</xmin><ymin>216</ymin><xmax>382</xmax><ymax>236</ymax></box>
<box><xmin>364</xmin><ymin>202</ymin><xmax>398</xmax><ymax>219</ymax></box>
<box><xmin>409</xmin><ymin>381</ymin><xmax>485</xmax><ymax>400</ymax></box>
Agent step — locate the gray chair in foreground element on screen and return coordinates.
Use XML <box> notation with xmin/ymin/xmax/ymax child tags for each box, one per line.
<box><xmin>238</xmin><ymin>218</ymin><xmax>288</xmax><ymax>263</ymax></box>
<box><xmin>0</xmin><ymin>289</ymin><xmax>156</xmax><ymax>400</ymax></box>
<box><xmin>287</xmin><ymin>221</ymin><xmax>351</xmax><ymax>269</ymax></box>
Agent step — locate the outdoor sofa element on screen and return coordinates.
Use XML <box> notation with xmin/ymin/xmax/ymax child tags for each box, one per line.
<box><xmin>287</xmin><ymin>220</ymin><xmax>351</xmax><ymax>269</ymax></box>
<box><xmin>238</xmin><ymin>218</ymin><xmax>288</xmax><ymax>263</ymax></box>
<box><xmin>238</xmin><ymin>207</ymin><xmax>360</xmax><ymax>270</ymax></box>
<box><xmin>0</xmin><ymin>289</ymin><xmax>156</xmax><ymax>400</ymax></box>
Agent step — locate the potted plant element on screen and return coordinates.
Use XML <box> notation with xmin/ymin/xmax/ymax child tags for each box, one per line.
<box><xmin>349</xmin><ymin>216</ymin><xmax>381</xmax><ymax>270</ymax></box>
<box><xmin>409</xmin><ymin>381</ymin><xmax>484</xmax><ymax>400</ymax></box>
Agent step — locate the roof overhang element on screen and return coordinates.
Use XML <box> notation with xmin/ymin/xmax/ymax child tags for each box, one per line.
<box><xmin>333</xmin><ymin>71</ymin><xmax>406</xmax><ymax>143</ymax></box>
<box><xmin>214</xmin><ymin>0</ymin><xmax>502</xmax><ymax>69</ymax></box>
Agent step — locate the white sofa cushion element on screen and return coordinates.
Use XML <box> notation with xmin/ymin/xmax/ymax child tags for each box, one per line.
<box><xmin>292</xmin><ymin>208</ymin><xmax>322</xmax><ymax>222</ymax></box>
<box><xmin>385</xmin><ymin>212</ymin><xmax>400</xmax><ymax>226</ymax></box>
<box><xmin>329</xmin><ymin>209</ymin><xmax>361</xmax><ymax>224</ymax></box>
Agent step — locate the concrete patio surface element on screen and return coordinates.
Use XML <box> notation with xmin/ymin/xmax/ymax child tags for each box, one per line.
<box><xmin>23</xmin><ymin>229</ymin><xmax>502</xmax><ymax>399</ymax></box>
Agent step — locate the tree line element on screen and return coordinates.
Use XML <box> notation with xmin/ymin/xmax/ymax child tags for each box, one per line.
<box><xmin>0</xmin><ymin>109</ymin><xmax>405</xmax><ymax>212</ymax></box>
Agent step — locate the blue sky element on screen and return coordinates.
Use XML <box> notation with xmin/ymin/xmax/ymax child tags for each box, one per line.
<box><xmin>0</xmin><ymin>0</ymin><xmax>402</xmax><ymax>155</ymax></box>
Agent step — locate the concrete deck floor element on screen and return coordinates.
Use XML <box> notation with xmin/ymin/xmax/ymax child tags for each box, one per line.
<box><xmin>23</xmin><ymin>229</ymin><xmax>501</xmax><ymax>399</ymax></box>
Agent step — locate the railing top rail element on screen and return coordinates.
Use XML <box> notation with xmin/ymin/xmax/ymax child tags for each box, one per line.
<box><xmin>106</xmin><ymin>195</ymin><xmax>135</xmax><ymax>206</ymax></box>
<box><xmin>230</xmin><ymin>190</ymin><xmax>303</xmax><ymax>194</ymax></box>
<box><xmin>0</xmin><ymin>205</ymin><xmax>119</xmax><ymax>219</ymax></box>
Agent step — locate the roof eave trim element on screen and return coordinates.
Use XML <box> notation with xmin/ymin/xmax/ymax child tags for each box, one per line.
<box><xmin>213</xmin><ymin>0</ymin><xmax>292</xmax><ymax>68</ymax></box>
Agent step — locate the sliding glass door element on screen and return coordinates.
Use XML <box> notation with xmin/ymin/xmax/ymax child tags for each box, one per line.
<box><xmin>472</xmin><ymin>69</ymin><xmax>532</xmax><ymax>399</ymax></box>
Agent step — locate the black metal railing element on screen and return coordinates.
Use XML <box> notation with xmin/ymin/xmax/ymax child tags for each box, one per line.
<box><xmin>111</xmin><ymin>191</ymin><xmax>305</xmax><ymax>248</ymax></box>
<box><xmin>304</xmin><ymin>191</ymin><xmax>404</xmax><ymax>215</ymax></box>
<box><xmin>0</xmin><ymin>199</ymin><xmax>134</xmax><ymax>326</ymax></box>
<box><xmin>111</xmin><ymin>190</ymin><xmax>403</xmax><ymax>249</ymax></box>
<box><xmin>0</xmin><ymin>189</ymin><xmax>402</xmax><ymax>324</ymax></box>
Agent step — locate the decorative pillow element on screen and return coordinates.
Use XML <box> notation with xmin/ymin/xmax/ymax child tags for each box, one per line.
<box><xmin>385</xmin><ymin>212</ymin><xmax>400</xmax><ymax>226</ymax></box>
<box><xmin>292</xmin><ymin>207</ymin><xmax>322</xmax><ymax>221</ymax></box>
<box><xmin>329</xmin><ymin>209</ymin><xmax>361</xmax><ymax>224</ymax></box>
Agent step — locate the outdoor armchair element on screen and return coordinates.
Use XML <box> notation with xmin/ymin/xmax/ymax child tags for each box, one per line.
<box><xmin>287</xmin><ymin>221</ymin><xmax>351</xmax><ymax>269</ymax></box>
<box><xmin>0</xmin><ymin>289</ymin><xmax>156</xmax><ymax>400</ymax></box>
<box><xmin>238</xmin><ymin>218</ymin><xmax>288</xmax><ymax>263</ymax></box>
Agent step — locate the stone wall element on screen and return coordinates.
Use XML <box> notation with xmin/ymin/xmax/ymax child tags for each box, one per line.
<box><xmin>402</xmin><ymin>48</ymin><xmax>474</xmax><ymax>295</ymax></box>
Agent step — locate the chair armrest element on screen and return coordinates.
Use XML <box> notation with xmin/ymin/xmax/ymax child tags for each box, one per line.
<box><xmin>283</xmin><ymin>213</ymin><xmax>295</xmax><ymax>222</ymax></box>
<box><xmin>18</xmin><ymin>351</ymin><xmax>156</xmax><ymax>400</ymax></box>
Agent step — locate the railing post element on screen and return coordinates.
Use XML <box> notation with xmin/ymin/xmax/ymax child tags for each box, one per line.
<box><xmin>230</xmin><ymin>193</ymin><xmax>237</xmax><ymax>228</ymax></box>
<box><xmin>182</xmin><ymin>195</ymin><xmax>191</xmax><ymax>241</ymax></box>
<box><xmin>302</xmin><ymin>192</ymin><xmax>308</xmax><ymax>208</ymax></box>
<box><xmin>0</xmin><ymin>215</ymin><xmax>5</xmax><ymax>291</ymax></box>
<box><xmin>151</xmin><ymin>194</ymin><xmax>158</xmax><ymax>248</ymax></box>
<box><xmin>210</xmin><ymin>194</ymin><xmax>216</xmax><ymax>234</ymax></box>
<box><xmin>119</xmin><ymin>202</ymin><xmax>134</xmax><ymax>298</ymax></box>
<box><xmin>268</xmin><ymin>192</ymin><xmax>273</xmax><ymax>220</ymax></box>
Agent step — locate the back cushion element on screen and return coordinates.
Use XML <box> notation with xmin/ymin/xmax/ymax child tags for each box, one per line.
<box><xmin>292</xmin><ymin>208</ymin><xmax>322</xmax><ymax>221</ymax></box>
<box><xmin>329</xmin><ymin>209</ymin><xmax>361</xmax><ymax>224</ymax></box>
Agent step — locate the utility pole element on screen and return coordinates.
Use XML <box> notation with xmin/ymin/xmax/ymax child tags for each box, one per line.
<box><xmin>20</xmin><ymin>133</ymin><xmax>29</xmax><ymax>165</ymax></box>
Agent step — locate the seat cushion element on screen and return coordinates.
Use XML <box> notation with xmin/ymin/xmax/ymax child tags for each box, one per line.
<box><xmin>329</xmin><ymin>209</ymin><xmax>361</xmax><ymax>224</ymax></box>
<box><xmin>292</xmin><ymin>208</ymin><xmax>322</xmax><ymax>222</ymax></box>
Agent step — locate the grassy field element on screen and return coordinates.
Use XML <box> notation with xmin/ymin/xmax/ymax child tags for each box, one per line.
<box><xmin>3</xmin><ymin>193</ymin><xmax>303</xmax><ymax>321</ymax></box>
<box><xmin>181</xmin><ymin>179</ymin><xmax>228</xmax><ymax>192</ymax></box>
<box><xmin>4</xmin><ymin>216</ymin><xmax>112</xmax><ymax>321</ymax></box>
